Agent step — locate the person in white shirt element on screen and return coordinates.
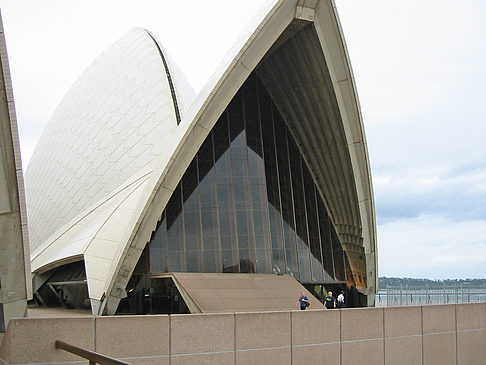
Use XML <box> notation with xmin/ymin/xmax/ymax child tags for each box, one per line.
<box><xmin>337</xmin><ymin>291</ymin><xmax>345</xmax><ymax>308</ymax></box>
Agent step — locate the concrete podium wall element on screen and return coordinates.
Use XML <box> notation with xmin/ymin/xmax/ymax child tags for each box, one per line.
<box><xmin>0</xmin><ymin>9</ymin><xmax>31</xmax><ymax>333</ymax></box>
<box><xmin>0</xmin><ymin>303</ymin><xmax>484</xmax><ymax>365</ymax></box>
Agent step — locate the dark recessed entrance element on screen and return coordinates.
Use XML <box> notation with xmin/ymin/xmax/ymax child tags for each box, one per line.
<box><xmin>117</xmin><ymin>276</ymin><xmax>189</xmax><ymax>315</ymax></box>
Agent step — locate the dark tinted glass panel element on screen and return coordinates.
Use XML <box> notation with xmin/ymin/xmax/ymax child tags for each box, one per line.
<box><xmin>332</xmin><ymin>230</ymin><xmax>346</xmax><ymax>281</ymax></box>
<box><xmin>198</xmin><ymin>135</ymin><xmax>214</xmax><ymax>181</ymax></box>
<box><xmin>297</xmin><ymin>237</ymin><xmax>311</xmax><ymax>282</ymax></box>
<box><xmin>228</xmin><ymin>92</ymin><xmax>245</xmax><ymax>143</ymax></box>
<box><xmin>150</xmin><ymin>213</ymin><xmax>167</xmax><ymax>272</ymax></box>
<box><xmin>182</xmin><ymin>160</ymin><xmax>198</xmax><ymax>207</ymax></box>
<box><xmin>274</xmin><ymin>115</ymin><xmax>299</xmax><ymax>277</ymax></box>
<box><xmin>148</xmin><ymin>72</ymin><xmax>348</xmax><ymax>284</ymax></box>
<box><xmin>289</xmin><ymin>144</ymin><xmax>308</xmax><ymax>245</ymax></box>
<box><xmin>242</xmin><ymin>77</ymin><xmax>263</xmax><ymax>157</ymax></box>
<box><xmin>213</xmin><ymin>113</ymin><xmax>230</xmax><ymax>165</ymax></box>
<box><xmin>166</xmin><ymin>184</ymin><xmax>183</xmax><ymax>272</ymax></box>
<box><xmin>317</xmin><ymin>199</ymin><xmax>335</xmax><ymax>280</ymax></box>
<box><xmin>283</xmin><ymin>221</ymin><xmax>299</xmax><ymax>279</ymax></box>
<box><xmin>259</xmin><ymin>82</ymin><xmax>280</xmax><ymax>212</ymax></box>
<box><xmin>166</xmin><ymin>184</ymin><xmax>182</xmax><ymax>230</ymax></box>
<box><xmin>186</xmin><ymin>250</ymin><xmax>200</xmax><ymax>272</ymax></box>
<box><xmin>303</xmin><ymin>168</ymin><xmax>324</xmax><ymax>282</ymax></box>
<box><xmin>222</xmin><ymin>249</ymin><xmax>237</xmax><ymax>273</ymax></box>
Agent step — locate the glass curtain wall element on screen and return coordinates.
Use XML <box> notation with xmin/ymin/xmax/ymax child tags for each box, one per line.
<box><xmin>149</xmin><ymin>73</ymin><xmax>347</xmax><ymax>283</ymax></box>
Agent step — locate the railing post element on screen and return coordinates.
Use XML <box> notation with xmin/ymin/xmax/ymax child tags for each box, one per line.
<box><xmin>55</xmin><ymin>340</ymin><xmax>131</xmax><ymax>365</ymax></box>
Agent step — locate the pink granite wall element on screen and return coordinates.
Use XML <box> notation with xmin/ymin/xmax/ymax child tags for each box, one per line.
<box><xmin>0</xmin><ymin>303</ymin><xmax>484</xmax><ymax>365</ymax></box>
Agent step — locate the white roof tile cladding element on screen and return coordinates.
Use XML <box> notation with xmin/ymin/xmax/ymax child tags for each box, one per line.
<box><xmin>30</xmin><ymin>159</ymin><xmax>154</xmax><ymax>302</ymax></box>
<box><xmin>25</xmin><ymin>28</ymin><xmax>195</xmax><ymax>252</ymax></box>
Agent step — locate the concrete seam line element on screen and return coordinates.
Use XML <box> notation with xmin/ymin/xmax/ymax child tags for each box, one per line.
<box><xmin>422</xmin><ymin>330</ymin><xmax>457</xmax><ymax>336</ymax></box>
<box><xmin>93</xmin><ymin>316</ymin><xmax>97</xmax><ymax>352</ymax></box>
<box><xmin>382</xmin><ymin>307</ymin><xmax>385</xmax><ymax>365</ymax></box>
<box><xmin>293</xmin><ymin>341</ymin><xmax>341</xmax><ymax>348</ymax></box>
<box><xmin>233</xmin><ymin>312</ymin><xmax>236</xmax><ymax>365</ymax></box>
<box><xmin>119</xmin><ymin>355</ymin><xmax>169</xmax><ymax>360</ymax></box>
<box><xmin>457</xmin><ymin>328</ymin><xmax>486</xmax><ymax>333</ymax></box>
<box><xmin>168</xmin><ymin>314</ymin><xmax>171</xmax><ymax>365</ymax></box>
<box><xmin>340</xmin><ymin>337</ymin><xmax>389</xmax><ymax>344</ymax></box>
<box><xmin>339</xmin><ymin>308</ymin><xmax>342</xmax><ymax>365</ymax></box>
<box><xmin>171</xmin><ymin>350</ymin><xmax>235</xmax><ymax>357</ymax></box>
<box><xmin>421</xmin><ymin>306</ymin><xmax>424</xmax><ymax>365</ymax></box>
<box><xmin>455</xmin><ymin>304</ymin><xmax>458</xmax><ymax>365</ymax></box>
<box><xmin>289</xmin><ymin>310</ymin><xmax>292</xmax><ymax>365</ymax></box>
<box><xmin>379</xmin><ymin>334</ymin><xmax>422</xmax><ymax>340</ymax></box>
<box><xmin>236</xmin><ymin>345</ymin><xmax>291</xmax><ymax>352</ymax></box>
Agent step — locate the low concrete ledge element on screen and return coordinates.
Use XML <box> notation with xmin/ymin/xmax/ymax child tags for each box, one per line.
<box><xmin>0</xmin><ymin>316</ymin><xmax>95</xmax><ymax>364</ymax></box>
<box><xmin>0</xmin><ymin>303</ymin><xmax>484</xmax><ymax>365</ymax></box>
<box><xmin>96</xmin><ymin>315</ymin><xmax>169</xmax><ymax>360</ymax></box>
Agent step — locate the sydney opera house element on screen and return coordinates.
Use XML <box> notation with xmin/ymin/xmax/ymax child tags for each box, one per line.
<box><xmin>24</xmin><ymin>0</ymin><xmax>376</xmax><ymax>316</ymax></box>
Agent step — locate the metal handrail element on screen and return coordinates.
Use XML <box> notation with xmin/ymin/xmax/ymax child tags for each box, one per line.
<box><xmin>55</xmin><ymin>340</ymin><xmax>131</xmax><ymax>365</ymax></box>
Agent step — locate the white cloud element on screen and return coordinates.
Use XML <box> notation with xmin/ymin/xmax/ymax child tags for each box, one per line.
<box><xmin>373</xmin><ymin>160</ymin><xmax>486</xmax><ymax>225</ymax></box>
<box><xmin>418</xmin><ymin>178</ymin><xmax>439</xmax><ymax>186</ymax></box>
<box><xmin>336</xmin><ymin>0</ymin><xmax>486</xmax><ymax>124</ymax></box>
<box><xmin>378</xmin><ymin>215</ymin><xmax>486</xmax><ymax>278</ymax></box>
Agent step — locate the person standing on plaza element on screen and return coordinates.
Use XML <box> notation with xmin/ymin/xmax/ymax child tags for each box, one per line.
<box><xmin>297</xmin><ymin>292</ymin><xmax>310</xmax><ymax>310</ymax></box>
<box><xmin>337</xmin><ymin>291</ymin><xmax>345</xmax><ymax>308</ymax></box>
<box><xmin>325</xmin><ymin>291</ymin><xmax>336</xmax><ymax>309</ymax></box>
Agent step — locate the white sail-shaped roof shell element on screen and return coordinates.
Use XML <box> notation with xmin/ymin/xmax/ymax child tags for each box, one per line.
<box><xmin>26</xmin><ymin>28</ymin><xmax>194</xmax><ymax>252</ymax></box>
<box><xmin>26</xmin><ymin>28</ymin><xmax>196</xmax><ymax>312</ymax></box>
<box><xmin>26</xmin><ymin>0</ymin><xmax>377</xmax><ymax>314</ymax></box>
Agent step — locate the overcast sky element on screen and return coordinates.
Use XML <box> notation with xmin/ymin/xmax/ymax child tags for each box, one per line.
<box><xmin>1</xmin><ymin>0</ymin><xmax>485</xmax><ymax>279</ymax></box>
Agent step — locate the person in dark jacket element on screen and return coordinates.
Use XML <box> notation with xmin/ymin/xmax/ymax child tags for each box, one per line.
<box><xmin>296</xmin><ymin>292</ymin><xmax>310</xmax><ymax>310</ymax></box>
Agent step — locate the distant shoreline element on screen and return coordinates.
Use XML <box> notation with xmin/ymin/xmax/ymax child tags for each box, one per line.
<box><xmin>379</xmin><ymin>277</ymin><xmax>486</xmax><ymax>289</ymax></box>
